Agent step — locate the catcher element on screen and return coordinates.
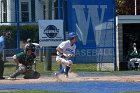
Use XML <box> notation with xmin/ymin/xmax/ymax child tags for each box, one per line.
<box><xmin>8</xmin><ymin>46</ymin><xmax>40</xmax><ymax>79</ymax></box>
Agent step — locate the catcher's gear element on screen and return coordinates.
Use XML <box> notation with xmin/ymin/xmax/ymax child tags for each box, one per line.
<box><xmin>133</xmin><ymin>43</ymin><xmax>136</xmax><ymax>47</ymax></box>
<box><xmin>25</xmin><ymin>44</ymin><xmax>35</xmax><ymax>52</ymax></box>
<box><xmin>24</xmin><ymin>71</ymin><xmax>40</xmax><ymax>79</ymax></box>
<box><xmin>25</xmin><ymin>45</ymin><xmax>32</xmax><ymax>51</ymax></box>
<box><xmin>18</xmin><ymin>64</ymin><xmax>26</xmax><ymax>73</ymax></box>
<box><xmin>9</xmin><ymin>64</ymin><xmax>26</xmax><ymax>78</ymax></box>
<box><xmin>25</xmin><ymin>38</ymin><xmax>35</xmax><ymax>52</ymax></box>
<box><xmin>27</xmin><ymin>38</ymin><xmax>32</xmax><ymax>43</ymax></box>
<box><xmin>68</xmin><ymin>32</ymin><xmax>77</xmax><ymax>40</ymax></box>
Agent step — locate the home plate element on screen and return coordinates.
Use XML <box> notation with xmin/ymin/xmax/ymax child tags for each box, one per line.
<box><xmin>56</xmin><ymin>72</ymin><xmax>78</xmax><ymax>82</ymax></box>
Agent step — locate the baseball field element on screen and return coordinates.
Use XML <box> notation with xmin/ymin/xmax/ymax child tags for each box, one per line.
<box><xmin>0</xmin><ymin>61</ymin><xmax>140</xmax><ymax>93</ymax></box>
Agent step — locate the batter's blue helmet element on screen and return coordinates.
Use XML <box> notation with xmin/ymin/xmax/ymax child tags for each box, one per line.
<box><xmin>68</xmin><ymin>32</ymin><xmax>77</xmax><ymax>40</ymax></box>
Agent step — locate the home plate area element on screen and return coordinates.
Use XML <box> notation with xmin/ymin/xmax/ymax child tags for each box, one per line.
<box><xmin>0</xmin><ymin>72</ymin><xmax>140</xmax><ymax>84</ymax></box>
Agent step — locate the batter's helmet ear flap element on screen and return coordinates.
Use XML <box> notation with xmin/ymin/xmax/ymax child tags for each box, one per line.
<box><xmin>68</xmin><ymin>32</ymin><xmax>77</xmax><ymax>40</ymax></box>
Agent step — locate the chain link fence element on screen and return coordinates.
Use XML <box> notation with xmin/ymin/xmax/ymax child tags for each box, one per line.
<box><xmin>0</xmin><ymin>0</ymin><xmax>116</xmax><ymax>72</ymax></box>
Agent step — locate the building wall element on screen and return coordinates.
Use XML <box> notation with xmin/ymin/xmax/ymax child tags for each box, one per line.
<box><xmin>118</xmin><ymin>24</ymin><xmax>123</xmax><ymax>62</ymax></box>
<box><xmin>35</xmin><ymin>0</ymin><xmax>44</xmax><ymax>21</ymax></box>
<box><xmin>0</xmin><ymin>0</ymin><xmax>44</xmax><ymax>23</ymax></box>
<box><xmin>7</xmin><ymin>0</ymin><xmax>15</xmax><ymax>22</ymax></box>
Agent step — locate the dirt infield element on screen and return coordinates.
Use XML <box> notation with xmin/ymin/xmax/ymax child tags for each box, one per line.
<box><xmin>1</xmin><ymin>72</ymin><xmax>140</xmax><ymax>84</ymax></box>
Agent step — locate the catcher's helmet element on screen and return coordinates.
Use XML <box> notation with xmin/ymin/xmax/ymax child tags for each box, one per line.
<box><xmin>133</xmin><ymin>43</ymin><xmax>136</xmax><ymax>46</ymax></box>
<box><xmin>68</xmin><ymin>32</ymin><xmax>77</xmax><ymax>40</ymax></box>
<box><xmin>27</xmin><ymin>38</ymin><xmax>32</xmax><ymax>43</ymax></box>
<box><xmin>25</xmin><ymin>44</ymin><xmax>35</xmax><ymax>52</ymax></box>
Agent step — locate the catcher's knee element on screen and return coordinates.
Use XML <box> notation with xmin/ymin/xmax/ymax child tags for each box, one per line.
<box><xmin>18</xmin><ymin>66</ymin><xmax>26</xmax><ymax>73</ymax></box>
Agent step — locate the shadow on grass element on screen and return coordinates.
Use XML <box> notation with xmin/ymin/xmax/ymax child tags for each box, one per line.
<box><xmin>4</xmin><ymin>62</ymin><xmax>16</xmax><ymax>67</ymax></box>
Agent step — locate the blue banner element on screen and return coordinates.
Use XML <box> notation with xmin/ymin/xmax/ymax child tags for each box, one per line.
<box><xmin>68</xmin><ymin>0</ymin><xmax>116</xmax><ymax>64</ymax></box>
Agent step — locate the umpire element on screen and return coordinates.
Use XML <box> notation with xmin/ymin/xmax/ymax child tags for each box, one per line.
<box><xmin>0</xmin><ymin>32</ymin><xmax>11</xmax><ymax>79</ymax></box>
<box><xmin>0</xmin><ymin>35</ymin><xmax>5</xmax><ymax>79</ymax></box>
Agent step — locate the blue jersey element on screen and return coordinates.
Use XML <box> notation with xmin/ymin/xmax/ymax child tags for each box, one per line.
<box><xmin>0</xmin><ymin>36</ymin><xmax>4</xmax><ymax>52</ymax></box>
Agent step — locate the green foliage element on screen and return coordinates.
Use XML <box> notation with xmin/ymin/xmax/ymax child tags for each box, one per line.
<box><xmin>0</xmin><ymin>24</ymin><xmax>39</xmax><ymax>42</ymax></box>
<box><xmin>20</xmin><ymin>25</ymin><xmax>39</xmax><ymax>42</ymax></box>
<box><xmin>116</xmin><ymin>0</ymin><xmax>135</xmax><ymax>15</ymax></box>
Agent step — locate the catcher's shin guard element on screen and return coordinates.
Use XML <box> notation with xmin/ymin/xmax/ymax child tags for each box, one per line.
<box><xmin>10</xmin><ymin>70</ymin><xmax>21</xmax><ymax>78</ymax></box>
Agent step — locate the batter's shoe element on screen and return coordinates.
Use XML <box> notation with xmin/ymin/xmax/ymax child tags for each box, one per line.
<box><xmin>54</xmin><ymin>71</ymin><xmax>60</xmax><ymax>77</ymax></box>
<box><xmin>64</xmin><ymin>73</ymin><xmax>68</xmax><ymax>78</ymax></box>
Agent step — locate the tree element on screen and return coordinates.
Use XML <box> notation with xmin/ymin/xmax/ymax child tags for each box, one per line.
<box><xmin>116</xmin><ymin>0</ymin><xmax>135</xmax><ymax>15</ymax></box>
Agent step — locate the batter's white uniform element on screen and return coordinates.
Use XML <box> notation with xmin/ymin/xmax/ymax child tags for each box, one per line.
<box><xmin>56</xmin><ymin>40</ymin><xmax>76</xmax><ymax>66</ymax></box>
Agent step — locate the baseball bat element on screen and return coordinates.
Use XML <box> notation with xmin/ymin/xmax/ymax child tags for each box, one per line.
<box><xmin>76</xmin><ymin>23</ymin><xmax>82</xmax><ymax>41</ymax></box>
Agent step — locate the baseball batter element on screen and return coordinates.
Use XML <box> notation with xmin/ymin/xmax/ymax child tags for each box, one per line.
<box><xmin>55</xmin><ymin>32</ymin><xmax>77</xmax><ymax>77</ymax></box>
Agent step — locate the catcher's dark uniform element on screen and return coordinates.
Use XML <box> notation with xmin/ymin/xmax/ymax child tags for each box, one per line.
<box><xmin>9</xmin><ymin>52</ymin><xmax>40</xmax><ymax>79</ymax></box>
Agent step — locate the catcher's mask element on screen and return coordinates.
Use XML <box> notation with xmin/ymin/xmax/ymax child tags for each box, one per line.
<box><xmin>27</xmin><ymin>38</ymin><xmax>32</xmax><ymax>43</ymax></box>
<box><xmin>25</xmin><ymin>45</ymin><xmax>33</xmax><ymax>52</ymax></box>
<box><xmin>133</xmin><ymin>43</ymin><xmax>136</xmax><ymax>47</ymax></box>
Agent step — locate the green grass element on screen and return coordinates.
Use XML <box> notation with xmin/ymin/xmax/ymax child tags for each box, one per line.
<box><xmin>5</xmin><ymin>60</ymin><xmax>140</xmax><ymax>77</ymax></box>
<box><xmin>4</xmin><ymin>61</ymin><xmax>97</xmax><ymax>76</ymax></box>
<box><xmin>0</xmin><ymin>90</ymin><xmax>73</xmax><ymax>93</ymax></box>
<box><xmin>4</xmin><ymin>62</ymin><xmax>17</xmax><ymax>76</ymax></box>
<box><xmin>72</xmin><ymin>63</ymin><xmax>97</xmax><ymax>72</ymax></box>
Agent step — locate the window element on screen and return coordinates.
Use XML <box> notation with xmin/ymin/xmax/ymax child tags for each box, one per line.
<box><xmin>53</xmin><ymin>0</ymin><xmax>63</xmax><ymax>19</ymax></box>
<box><xmin>53</xmin><ymin>0</ymin><xmax>68</xmax><ymax>31</ymax></box>
<box><xmin>31</xmin><ymin>0</ymin><xmax>35</xmax><ymax>22</ymax></box>
<box><xmin>21</xmin><ymin>2</ymin><xmax>29</xmax><ymax>22</ymax></box>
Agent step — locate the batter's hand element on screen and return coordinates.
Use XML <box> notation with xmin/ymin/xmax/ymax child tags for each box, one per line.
<box><xmin>67</xmin><ymin>54</ymin><xmax>74</xmax><ymax>57</ymax></box>
<box><xmin>63</xmin><ymin>53</ymin><xmax>74</xmax><ymax>58</ymax></box>
<box><xmin>62</xmin><ymin>53</ymin><xmax>68</xmax><ymax>57</ymax></box>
